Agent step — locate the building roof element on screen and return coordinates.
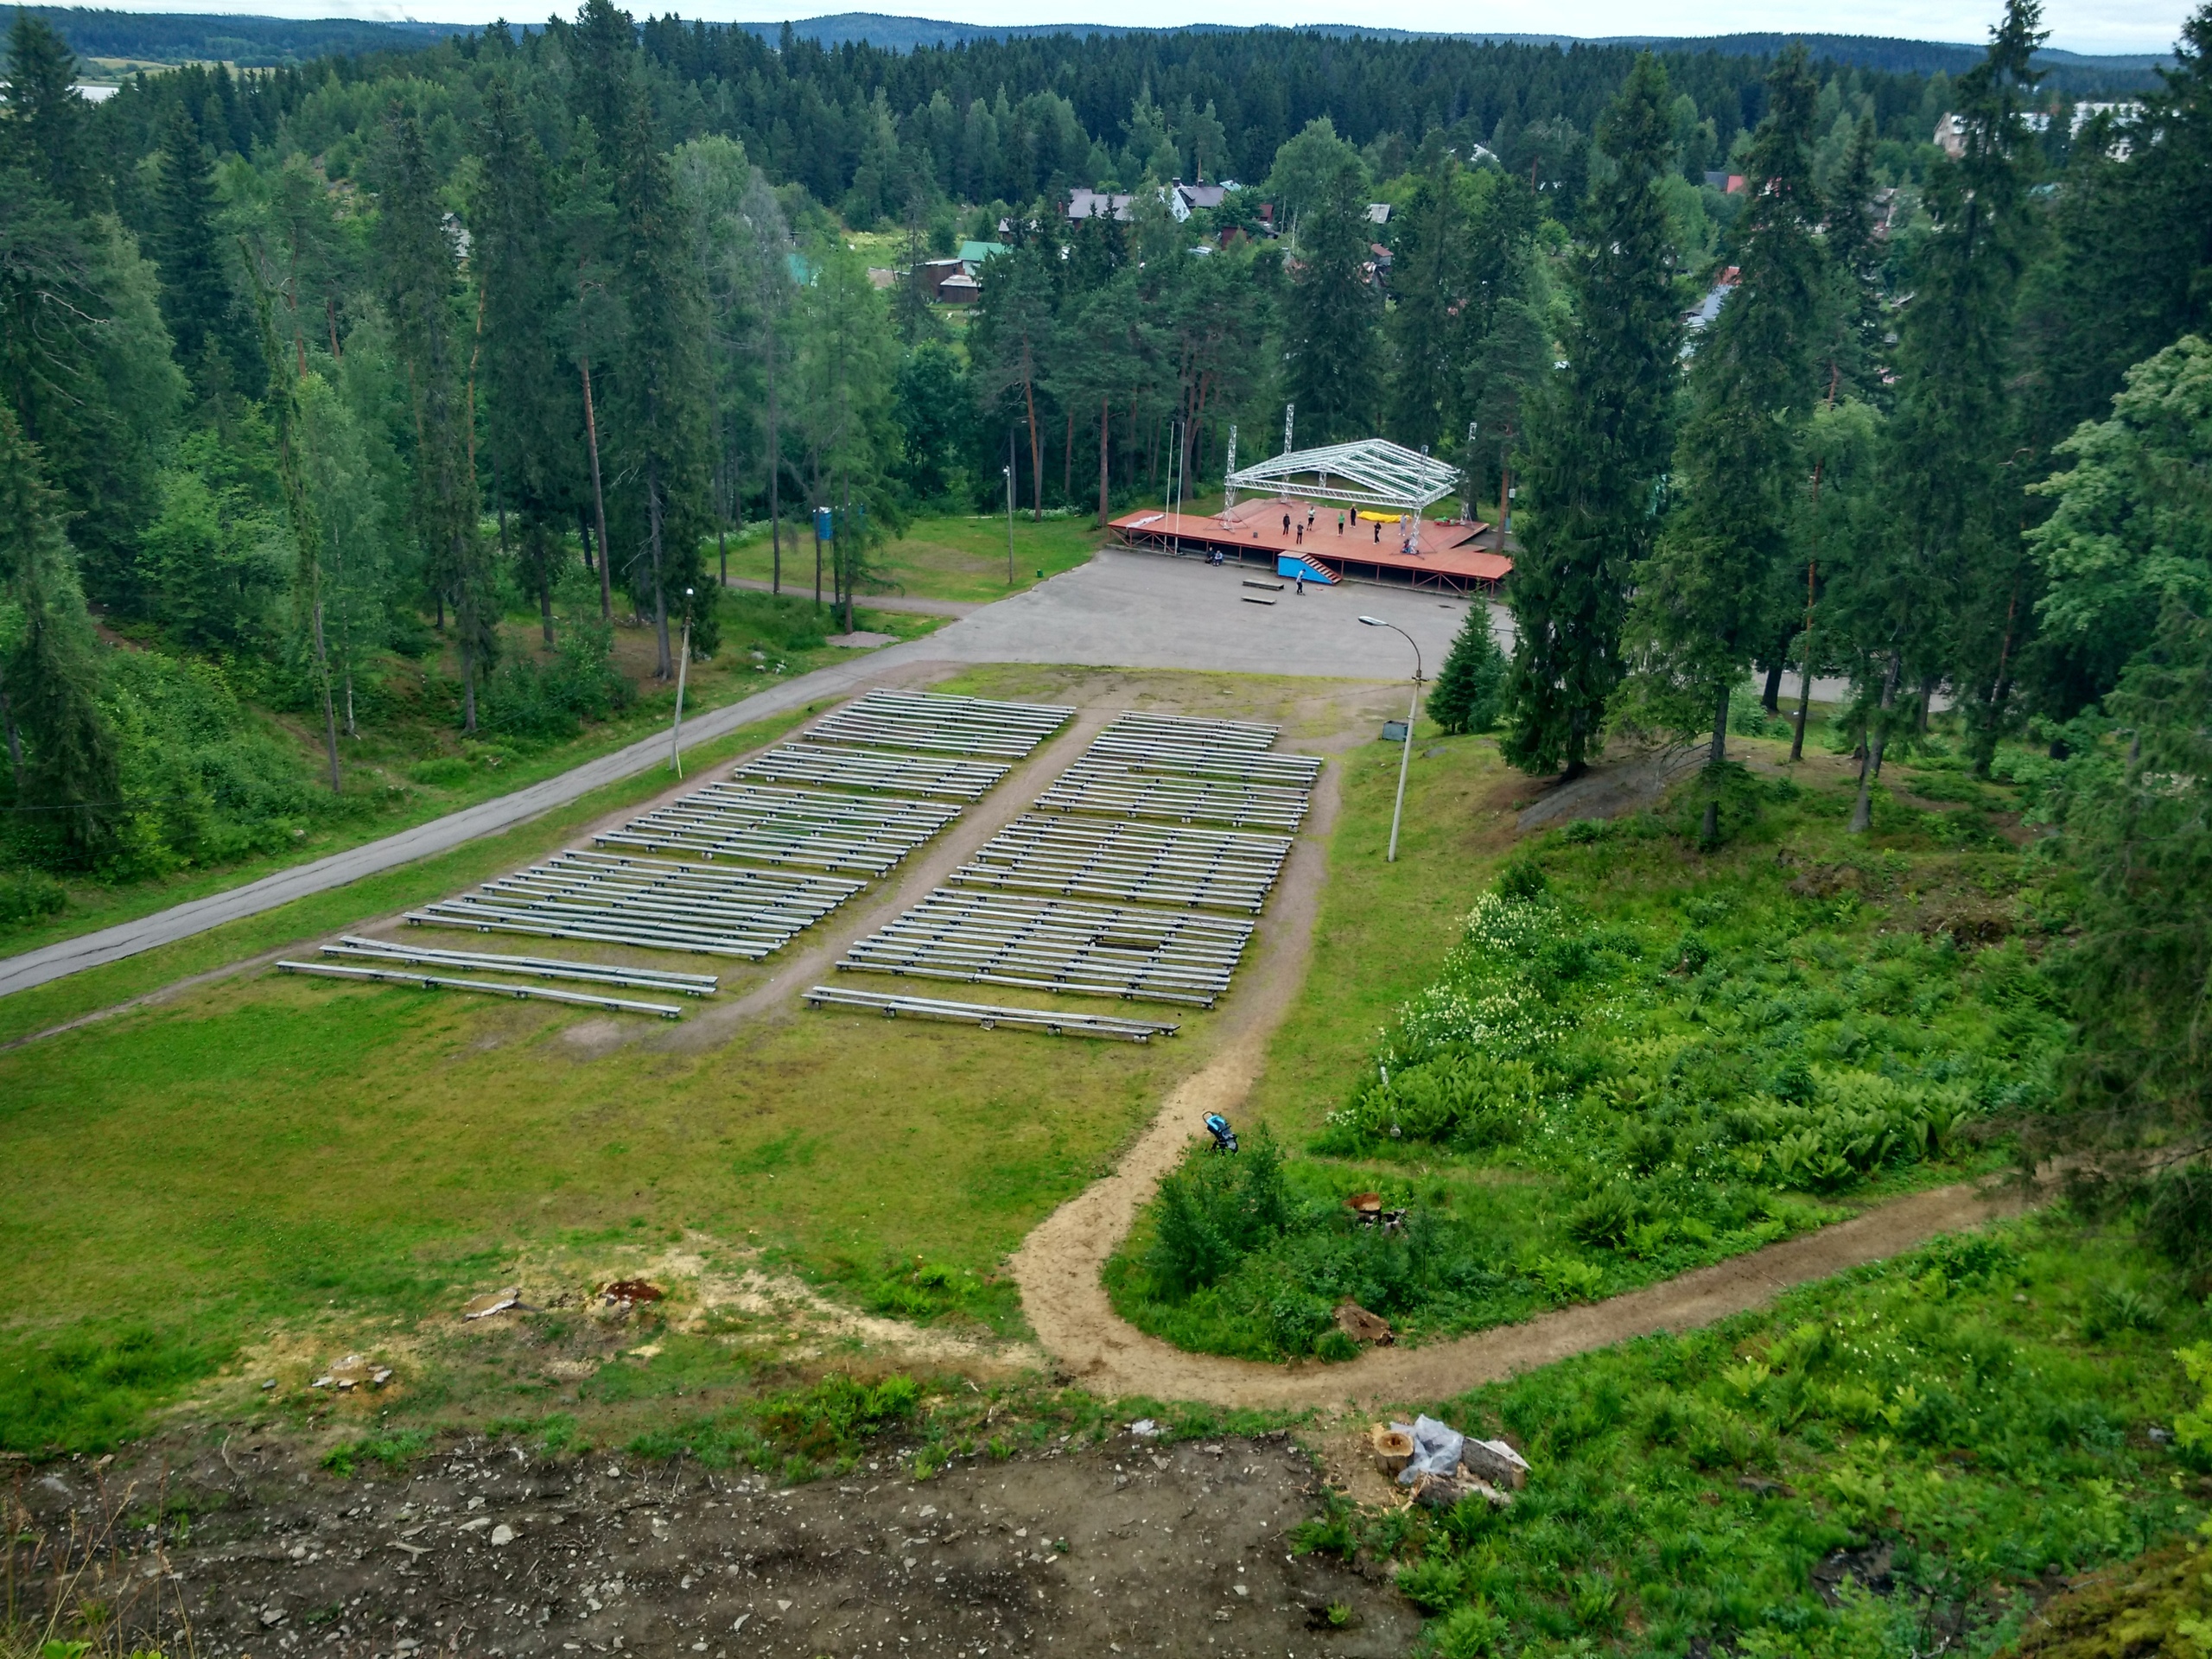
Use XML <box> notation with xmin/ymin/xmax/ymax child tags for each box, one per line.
<box><xmin>1365</xmin><ymin>202</ymin><xmax>1391</xmax><ymax>225</ymax></box>
<box><xmin>958</xmin><ymin>239</ymin><xmax>1009</xmax><ymax>265</ymax></box>
<box><xmin>1175</xmin><ymin>181</ymin><xmax>1231</xmax><ymax>211</ymax></box>
<box><xmin>1067</xmin><ymin>188</ymin><xmax>1135</xmax><ymax>222</ymax></box>
<box><xmin>1225</xmin><ymin>438</ymin><xmax>1461</xmax><ymax>512</ymax></box>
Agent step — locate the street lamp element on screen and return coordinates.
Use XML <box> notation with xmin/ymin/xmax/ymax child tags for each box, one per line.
<box><xmin>1359</xmin><ymin>614</ymin><xmax>1423</xmax><ymax>862</ymax></box>
<box><xmin>1003</xmin><ymin>461</ymin><xmax>1014</xmax><ymax>587</ymax></box>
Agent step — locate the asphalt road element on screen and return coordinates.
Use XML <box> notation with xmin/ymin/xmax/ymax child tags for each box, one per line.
<box><xmin>0</xmin><ymin>550</ymin><xmax>1479</xmax><ymax>1001</ymax></box>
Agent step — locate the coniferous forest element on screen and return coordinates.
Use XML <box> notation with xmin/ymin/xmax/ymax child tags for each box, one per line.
<box><xmin>1</xmin><ymin>0</ymin><xmax>2209</xmax><ymax>1190</ymax></box>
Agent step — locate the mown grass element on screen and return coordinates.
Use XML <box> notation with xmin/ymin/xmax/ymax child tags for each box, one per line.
<box><xmin>0</xmin><ymin>588</ymin><xmax>940</xmax><ymax>960</ymax></box>
<box><xmin>0</xmin><ymin>708</ymin><xmax>819</xmax><ymax>1048</ymax></box>
<box><xmin>1295</xmin><ymin>1211</ymin><xmax>2212</xmax><ymax>1659</ymax></box>
<box><xmin>718</xmin><ymin>511</ymin><xmax>1102</xmax><ymax>603</ymax></box>
<box><xmin>1110</xmin><ymin>724</ymin><xmax>2063</xmax><ymax>1361</ymax></box>
<box><xmin>0</xmin><ymin>667</ymin><xmax>1351</xmax><ymax>1453</ymax></box>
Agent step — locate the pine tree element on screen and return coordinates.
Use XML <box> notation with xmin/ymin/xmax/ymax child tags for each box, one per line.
<box><xmin>1499</xmin><ymin>54</ymin><xmax>1681</xmax><ymax>781</ymax></box>
<box><xmin>1427</xmin><ymin>605</ymin><xmax>1509</xmax><ymax>734</ymax></box>
<box><xmin>377</xmin><ymin>106</ymin><xmax>496</xmax><ymax>731</ymax></box>
<box><xmin>0</xmin><ymin>404</ymin><xmax>120</xmax><ymax>858</ymax></box>
<box><xmin>1629</xmin><ymin>47</ymin><xmax>1826</xmax><ymax>838</ymax></box>
<box><xmin>609</xmin><ymin>97</ymin><xmax>717</xmax><ymax>677</ymax></box>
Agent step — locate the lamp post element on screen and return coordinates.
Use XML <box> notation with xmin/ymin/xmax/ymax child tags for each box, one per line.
<box><xmin>1003</xmin><ymin>461</ymin><xmax>1014</xmax><ymax>587</ymax></box>
<box><xmin>1359</xmin><ymin>614</ymin><xmax>1422</xmax><ymax>862</ymax></box>
<box><xmin>671</xmin><ymin>587</ymin><xmax>694</xmax><ymax>779</ymax></box>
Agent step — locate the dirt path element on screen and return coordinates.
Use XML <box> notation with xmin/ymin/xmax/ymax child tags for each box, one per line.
<box><xmin>1010</xmin><ymin>753</ymin><xmax>2031</xmax><ymax>1413</ymax></box>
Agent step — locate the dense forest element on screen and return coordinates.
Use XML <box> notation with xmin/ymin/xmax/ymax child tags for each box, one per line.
<box><xmin>1</xmin><ymin>0</ymin><xmax>2209</xmax><ymax>1193</ymax></box>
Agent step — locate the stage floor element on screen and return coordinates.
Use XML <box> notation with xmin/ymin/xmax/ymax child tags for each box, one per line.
<box><xmin>1109</xmin><ymin>496</ymin><xmax>1513</xmax><ymax>592</ymax></box>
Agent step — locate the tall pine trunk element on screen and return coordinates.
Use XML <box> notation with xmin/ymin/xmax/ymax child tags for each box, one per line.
<box><xmin>582</xmin><ymin>353</ymin><xmax>613</xmax><ymax>625</ymax></box>
<box><xmin>1850</xmin><ymin>653</ymin><xmax>1900</xmax><ymax>832</ymax></box>
<box><xmin>766</xmin><ymin>317</ymin><xmax>783</xmax><ymax>595</ymax></box>
<box><xmin>1097</xmin><ymin>397</ymin><xmax>1110</xmax><ymax>528</ymax></box>
<box><xmin>647</xmin><ymin>459</ymin><xmax>672</xmax><ymax>679</ymax></box>
<box><xmin>1701</xmin><ymin>680</ymin><xmax>1729</xmax><ymax>842</ymax></box>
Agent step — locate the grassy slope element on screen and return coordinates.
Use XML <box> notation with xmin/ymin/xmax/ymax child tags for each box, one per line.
<box><xmin>1313</xmin><ymin>1213</ymin><xmax>2209</xmax><ymax>1659</ymax></box>
<box><xmin>0</xmin><ymin>666</ymin><xmax>1339</xmax><ymax>1452</ymax></box>
<box><xmin>2</xmin><ymin>589</ymin><xmax>942</xmax><ymax>960</ymax></box>
<box><xmin>718</xmin><ymin>512</ymin><xmax>1103</xmax><ymax>603</ymax></box>
<box><xmin>1109</xmin><ymin>726</ymin><xmax>2058</xmax><ymax>1359</ymax></box>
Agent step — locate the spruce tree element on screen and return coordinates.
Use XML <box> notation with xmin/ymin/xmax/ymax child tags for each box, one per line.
<box><xmin>1427</xmin><ymin>605</ymin><xmax>1509</xmax><ymax>734</ymax></box>
<box><xmin>1381</xmin><ymin>153</ymin><xmax>1466</xmax><ymax>451</ymax></box>
<box><xmin>1282</xmin><ymin>151</ymin><xmax>1377</xmax><ymax>445</ymax></box>
<box><xmin>0</xmin><ymin>404</ymin><xmax>119</xmax><ymax>858</ymax></box>
<box><xmin>1499</xmin><ymin>53</ymin><xmax>1681</xmax><ymax>780</ymax></box>
<box><xmin>150</xmin><ymin>110</ymin><xmax>245</xmax><ymax>398</ymax></box>
<box><xmin>610</xmin><ymin>98</ymin><xmax>716</xmax><ymax>677</ymax></box>
<box><xmin>3</xmin><ymin>10</ymin><xmax>99</xmax><ymax>214</ymax></box>
<box><xmin>475</xmin><ymin>73</ymin><xmax>576</xmax><ymax>648</ymax></box>
<box><xmin>1629</xmin><ymin>47</ymin><xmax>1825</xmax><ymax>837</ymax></box>
<box><xmin>377</xmin><ymin>106</ymin><xmax>496</xmax><ymax>731</ymax></box>
<box><xmin>1861</xmin><ymin>0</ymin><xmax>2044</xmax><ymax>801</ymax></box>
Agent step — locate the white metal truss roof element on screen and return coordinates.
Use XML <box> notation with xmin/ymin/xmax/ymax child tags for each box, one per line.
<box><xmin>1224</xmin><ymin>438</ymin><xmax>1461</xmax><ymax>512</ymax></box>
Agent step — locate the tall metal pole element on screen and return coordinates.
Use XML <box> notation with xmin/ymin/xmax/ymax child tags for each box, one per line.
<box><xmin>1360</xmin><ymin>615</ymin><xmax>1423</xmax><ymax>863</ymax></box>
<box><xmin>671</xmin><ymin>587</ymin><xmax>694</xmax><ymax>779</ymax></box>
<box><xmin>1004</xmin><ymin>458</ymin><xmax>1014</xmax><ymax>586</ymax></box>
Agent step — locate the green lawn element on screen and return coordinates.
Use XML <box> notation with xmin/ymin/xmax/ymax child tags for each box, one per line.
<box><xmin>1</xmin><ymin>588</ymin><xmax>941</xmax><ymax>962</ymax></box>
<box><xmin>0</xmin><ymin>667</ymin><xmax>1350</xmax><ymax>1452</ymax></box>
<box><xmin>718</xmin><ymin>512</ymin><xmax>1104</xmax><ymax>604</ymax></box>
<box><xmin>1109</xmin><ymin>724</ymin><xmax>2063</xmax><ymax>1361</ymax></box>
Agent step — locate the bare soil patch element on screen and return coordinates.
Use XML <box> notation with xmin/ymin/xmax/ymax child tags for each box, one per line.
<box><xmin>10</xmin><ymin>1429</ymin><xmax>1418</xmax><ymax>1659</ymax></box>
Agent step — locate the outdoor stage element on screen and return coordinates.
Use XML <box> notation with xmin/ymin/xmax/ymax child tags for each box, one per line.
<box><xmin>1109</xmin><ymin>495</ymin><xmax>1514</xmax><ymax>594</ymax></box>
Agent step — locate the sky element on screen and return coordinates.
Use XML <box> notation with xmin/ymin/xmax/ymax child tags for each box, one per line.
<box><xmin>73</xmin><ymin>0</ymin><xmax>2192</xmax><ymax>56</ymax></box>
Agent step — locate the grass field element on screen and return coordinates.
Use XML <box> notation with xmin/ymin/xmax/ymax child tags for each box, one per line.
<box><xmin>0</xmin><ymin>666</ymin><xmax>1371</xmax><ymax>1453</ymax></box>
<box><xmin>717</xmin><ymin>512</ymin><xmax>1104</xmax><ymax>603</ymax></box>
<box><xmin>1109</xmin><ymin>723</ymin><xmax>2062</xmax><ymax>1361</ymax></box>
<box><xmin>1</xmin><ymin>588</ymin><xmax>941</xmax><ymax>961</ymax></box>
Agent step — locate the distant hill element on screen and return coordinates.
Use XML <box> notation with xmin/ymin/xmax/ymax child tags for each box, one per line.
<box><xmin>740</xmin><ymin>16</ymin><xmax>2165</xmax><ymax>87</ymax></box>
<box><xmin>22</xmin><ymin>8</ymin><xmax>454</xmax><ymax>68</ymax></box>
<box><xmin>14</xmin><ymin>8</ymin><xmax>2171</xmax><ymax>93</ymax></box>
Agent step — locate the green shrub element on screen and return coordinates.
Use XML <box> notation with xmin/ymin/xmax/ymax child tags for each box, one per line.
<box><xmin>406</xmin><ymin>757</ymin><xmax>473</xmax><ymax>787</ymax></box>
<box><xmin>0</xmin><ymin>869</ymin><xmax>67</xmax><ymax>928</ymax></box>
<box><xmin>1144</xmin><ymin>1133</ymin><xmax>1292</xmax><ymax>1299</ymax></box>
<box><xmin>1314</xmin><ymin>1329</ymin><xmax>1362</xmax><ymax>1363</ymax></box>
<box><xmin>1267</xmin><ymin>1292</ymin><xmax>1333</xmax><ymax>1356</ymax></box>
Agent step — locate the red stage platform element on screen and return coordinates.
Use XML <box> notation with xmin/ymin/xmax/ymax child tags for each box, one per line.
<box><xmin>1109</xmin><ymin>496</ymin><xmax>1513</xmax><ymax>594</ymax></box>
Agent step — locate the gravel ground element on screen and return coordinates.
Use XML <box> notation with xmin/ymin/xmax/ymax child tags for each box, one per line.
<box><xmin>11</xmin><ymin>1429</ymin><xmax>1420</xmax><ymax>1659</ymax></box>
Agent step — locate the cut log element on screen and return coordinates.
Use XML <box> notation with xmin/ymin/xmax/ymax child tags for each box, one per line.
<box><xmin>1461</xmin><ymin>1437</ymin><xmax>1530</xmax><ymax>1491</ymax></box>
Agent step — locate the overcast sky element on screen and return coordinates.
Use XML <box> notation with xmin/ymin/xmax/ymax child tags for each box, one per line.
<box><xmin>83</xmin><ymin>0</ymin><xmax>2190</xmax><ymax>58</ymax></box>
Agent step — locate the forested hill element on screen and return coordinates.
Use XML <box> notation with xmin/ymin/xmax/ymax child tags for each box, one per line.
<box><xmin>20</xmin><ymin>8</ymin><xmax>450</xmax><ymax>67</ymax></box>
<box><xmin>17</xmin><ymin>7</ymin><xmax>2167</xmax><ymax>94</ymax></box>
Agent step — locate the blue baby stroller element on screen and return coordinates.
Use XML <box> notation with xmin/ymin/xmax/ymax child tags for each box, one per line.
<box><xmin>1205</xmin><ymin>1113</ymin><xmax>1238</xmax><ymax>1153</ymax></box>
